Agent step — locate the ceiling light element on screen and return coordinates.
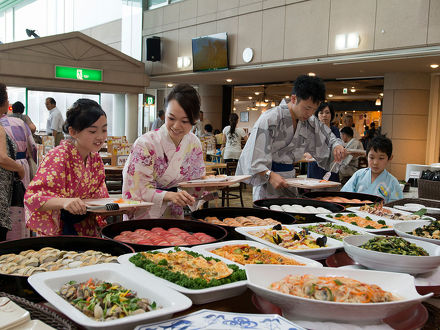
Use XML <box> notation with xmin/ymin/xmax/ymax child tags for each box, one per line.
<box><xmin>234</xmin><ymin>98</ymin><xmax>239</xmax><ymax>102</ymax></box>
<box><xmin>350</xmin><ymin>88</ymin><xmax>356</xmax><ymax>93</ymax></box>
<box><xmin>248</xmin><ymin>96</ymin><xmax>253</xmax><ymax>100</ymax></box>
<box><xmin>375</xmin><ymin>98</ymin><xmax>382</xmax><ymax>106</ymax></box>
<box><xmin>308</xmin><ymin>72</ymin><xmax>316</xmax><ymax>76</ymax></box>
<box><xmin>430</xmin><ymin>64</ymin><xmax>439</xmax><ymax>69</ymax></box>
<box><xmin>353</xmin><ymin>110</ymin><xmax>355</xmax><ymax>113</ymax></box>
<box><xmin>233</xmin><ymin>107</ymin><xmax>236</xmax><ymax>111</ymax></box>
<box><xmin>265</xmin><ymin>99</ymin><xmax>269</xmax><ymax>102</ymax></box>
<box><xmin>254</xmin><ymin>92</ymin><xmax>260</xmax><ymax>95</ymax></box>
<box><xmin>271</xmin><ymin>101</ymin><xmax>276</xmax><ymax>107</ymax></box>
<box><xmin>226</xmin><ymin>78</ymin><xmax>232</xmax><ymax>82</ymax></box>
<box><xmin>167</xmin><ymin>83</ymin><xmax>173</xmax><ymax>87</ymax></box>
<box><xmin>379</xmin><ymin>93</ymin><xmax>384</xmax><ymax>97</ymax></box>
<box><xmin>328</xmin><ymin>94</ymin><xmax>333</xmax><ymax>98</ymax></box>
<box><xmin>285</xmin><ymin>95</ymin><xmax>289</xmax><ymax>98</ymax></box>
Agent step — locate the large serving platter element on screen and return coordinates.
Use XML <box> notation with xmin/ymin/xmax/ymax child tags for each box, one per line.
<box><xmin>178</xmin><ymin>175</ymin><xmax>251</xmax><ymax>188</ymax></box>
<box><xmin>295</xmin><ymin>222</ymin><xmax>371</xmax><ymax>241</ymax></box>
<box><xmin>235</xmin><ymin>225</ymin><xmax>342</xmax><ymax>260</ymax></box>
<box><xmin>117</xmin><ymin>247</ymin><xmax>248</xmax><ymax>305</ymax></box>
<box><xmin>245</xmin><ymin>264</ymin><xmax>432</xmax><ymax>323</ymax></box>
<box><xmin>316</xmin><ymin>212</ymin><xmax>395</xmax><ymax>234</ymax></box>
<box><xmin>347</xmin><ymin>205</ymin><xmax>435</xmax><ymax>221</ymax></box>
<box><xmin>27</xmin><ymin>263</ymin><xmax>192</xmax><ymax>330</ymax></box>
<box><xmin>343</xmin><ymin>234</ymin><xmax>440</xmax><ymax>274</ymax></box>
<box><xmin>394</xmin><ymin>220</ymin><xmax>440</xmax><ymax>245</ymax></box>
<box><xmin>192</xmin><ymin>240</ymin><xmax>322</xmax><ymax>268</ymax></box>
<box><xmin>326</xmin><ymin>251</ymin><xmax>440</xmax><ymax>297</ymax></box>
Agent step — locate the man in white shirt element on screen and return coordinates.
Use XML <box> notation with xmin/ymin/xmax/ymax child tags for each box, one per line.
<box><xmin>151</xmin><ymin>110</ymin><xmax>165</xmax><ymax>130</ymax></box>
<box><xmin>45</xmin><ymin>97</ymin><xmax>64</xmax><ymax>146</ymax></box>
<box><xmin>192</xmin><ymin>111</ymin><xmax>211</xmax><ymax>137</ymax></box>
<box><xmin>342</xmin><ymin>114</ymin><xmax>361</xmax><ymax>140</ymax></box>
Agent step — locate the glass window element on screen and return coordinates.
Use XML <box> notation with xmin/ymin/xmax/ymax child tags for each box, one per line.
<box><xmin>14</xmin><ymin>0</ymin><xmax>47</xmax><ymax>41</ymax></box>
<box><xmin>0</xmin><ymin>12</ymin><xmax>5</xmax><ymax>43</ymax></box>
<box><xmin>147</xmin><ymin>0</ymin><xmax>167</xmax><ymax>9</ymax></box>
<box><xmin>73</xmin><ymin>0</ymin><xmax>122</xmax><ymax>31</ymax></box>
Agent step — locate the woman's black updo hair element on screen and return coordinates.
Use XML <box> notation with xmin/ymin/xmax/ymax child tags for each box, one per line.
<box><xmin>314</xmin><ymin>102</ymin><xmax>335</xmax><ymax>122</ymax></box>
<box><xmin>63</xmin><ymin>98</ymin><xmax>106</xmax><ymax>134</ymax></box>
<box><xmin>165</xmin><ymin>83</ymin><xmax>200</xmax><ymax>125</ymax></box>
<box><xmin>12</xmin><ymin>101</ymin><xmax>25</xmax><ymax>114</ymax></box>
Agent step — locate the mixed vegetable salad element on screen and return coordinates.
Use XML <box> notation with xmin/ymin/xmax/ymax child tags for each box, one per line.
<box><xmin>359</xmin><ymin>237</ymin><xmax>429</xmax><ymax>256</ymax></box>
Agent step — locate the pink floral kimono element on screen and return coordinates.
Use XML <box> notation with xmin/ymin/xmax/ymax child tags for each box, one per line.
<box><xmin>24</xmin><ymin>140</ymin><xmax>109</xmax><ymax>236</ymax></box>
<box><xmin>123</xmin><ymin>125</ymin><xmax>206</xmax><ymax>219</ymax></box>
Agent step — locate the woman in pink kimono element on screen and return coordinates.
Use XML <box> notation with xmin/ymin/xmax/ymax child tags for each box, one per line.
<box><xmin>123</xmin><ymin>84</ymin><xmax>206</xmax><ymax>219</ymax></box>
<box><xmin>24</xmin><ymin>99</ymin><xmax>109</xmax><ymax>236</ymax></box>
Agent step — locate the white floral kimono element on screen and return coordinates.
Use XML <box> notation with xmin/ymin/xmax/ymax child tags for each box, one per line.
<box><xmin>122</xmin><ymin>125</ymin><xmax>206</xmax><ymax>219</ymax></box>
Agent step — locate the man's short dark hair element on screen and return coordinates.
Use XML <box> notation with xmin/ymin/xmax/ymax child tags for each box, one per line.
<box><xmin>204</xmin><ymin>124</ymin><xmax>213</xmax><ymax>133</ymax></box>
<box><xmin>291</xmin><ymin>75</ymin><xmax>326</xmax><ymax>104</ymax></box>
<box><xmin>46</xmin><ymin>97</ymin><xmax>56</xmax><ymax>105</ymax></box>
<box><xmin>12</xmin><ymin>101</ymin><xmax>25</xmax><ymax>114</ymax></box>
<box><xmin>367</xmin><ymin>135</ymin><xmax>393</xmax><ymax>159</ymax></box>
<box><xmin>340</xmin><ymin>126</ymin><xmax>354</xmax><ymax>137</ymax></box>
<box><xmin>158</xmin><ymin>110</ymin><xmax>164</xmax><ymax>117</ymax></box>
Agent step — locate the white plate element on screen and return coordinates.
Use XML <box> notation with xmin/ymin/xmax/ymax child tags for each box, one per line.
<box><xmin>245</xmin><ymin>264</ymin><xmax>432</xmax><ymax>323</ymax></box>
<box><xmin>134</xmin><ymin>309</ymin><xmax>306</xmax><ymax>330</ymax></box>
<box><xmin>316</xmin><ymin>212</ymin><xmax>394</xmax><ymax>233</ymax></box>
<box><xmin>117</xmin><ymin>248</ymin><xmax>247</xmax><ymax>305</ymax></box>
<box><xmin>192</xmin><ymin>240</ymin><xmax>323</xmax><ymax>268</ymax></box>
<box><xmin>394</xmin><ymin>203</ymin><xmax>440</xmax><ymax>214</ymax></box>
<box><xmin>234</xmin><ymin>225</ymin><xmax>342</xmax><ymax>260</ymax></box>
<box><xmin>27</xmin><ymin>263</ymin><xmax>192</xmax><ymax>330</ymax></box>
<box><xmin>0</xmin><ymin>297</ymin><xmax>30</xmax><ymax>329</ymax></box>
<box><xmin>296</xmin><ymin>222</ymin><xmax>371</xmax><ymax>240</ymax></box>
<box><xmin>394</xmin><ymin>220</ymin><xmax>440</xmax><ymax>245</ymax></box>
<box><xmin>343</xmin><ymin>234</ymin><xmax>440</xmax><ymax>274</ymax></box>
<box><xmin>347</xmin><ymin>206</ymin><xmax>436</xmax><ymax>222</ymax></box>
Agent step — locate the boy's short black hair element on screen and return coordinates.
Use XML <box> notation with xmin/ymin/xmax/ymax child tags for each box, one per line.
<box><xmin>366</xmin><ymin>135</ymin><xmax>393</xmax><ymax>159</ymax></box>
<box><xmin>204</xmin><ymin>124</ymin><xmax>213</xmax><ymax>132</ymax></box>
<box><xmin>340</xmin><ymin>126</ymin><xmax>354</xmax><ymax>137</ymax></box>
<box><xmin>291</xmin><ymin>75</ymin><xmax>326</xmax><ymax>104</ymax></box>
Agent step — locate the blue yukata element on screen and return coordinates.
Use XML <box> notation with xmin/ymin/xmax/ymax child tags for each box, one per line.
<box><xmin>341</xmin><ymin>168</ymin><xmax>403</xmax><ymax>203</ymax></box>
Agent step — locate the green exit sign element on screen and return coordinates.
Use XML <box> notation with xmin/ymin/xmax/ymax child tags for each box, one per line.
<box><xmin>55</xmin><ymin>66</ymin><xmax>103</xmax><ymax>82</ymax></box>
<box><xmin>146</xmin><ymin>96</ymin><xmax>155</xmax><ymax>105</ymax></box>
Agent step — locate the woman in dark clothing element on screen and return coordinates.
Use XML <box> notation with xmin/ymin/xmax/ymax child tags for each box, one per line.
<box><xmin>306</xmin><ymin>102</ymin><xmax>340</xmax><ymax>182</ymax></box>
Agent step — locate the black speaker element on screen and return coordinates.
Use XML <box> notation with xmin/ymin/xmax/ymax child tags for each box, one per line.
<box><xmin>146</xmin><ymin>37</ymin><xmax>161</xmax><ymax>62</ymax></box>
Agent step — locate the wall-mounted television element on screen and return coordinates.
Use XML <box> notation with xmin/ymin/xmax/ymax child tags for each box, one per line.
<box><xmin>192</xmin><ymin>32</ymin><xmax>229</xmax><ymax>72</ymax></box>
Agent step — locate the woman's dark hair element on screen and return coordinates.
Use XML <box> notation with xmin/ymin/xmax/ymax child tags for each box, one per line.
<box><xmin>229</xmin><ymin>113</ymin><xmax>238</xmax><ymax>136</ymax></box>
<box><xmin>366</xmin><ymin>134</ymin><xmax>393</xmax><ymax>159</ymax></box>
<box><xmin>12</xmin><ymin>101</ymin><xmax>25</xmax><ymax>114</ymax></box>
<box><xmin>204</xmin><ymin>124</ymin><xmax>213</xmax><ymax>133</ymax></box>
<box><xmin>214</xmin><ymin>129</ymin><xmax>220</xmax><ymax>135</ymax></box>
<box><xmin>291</xmin><ymin>75</ymin><xmax>325</xmax><ymax>104</ymax></box>
<box><xmin>0</xmin><ymin>83</ymin><xmax>7</xmax><ymax>108</ymax></box>
<box><xmin>63</xmin><ymin>99</ymin><xmax>106</xmax><ymax>134</ymax></box>
<box><xmin>165</xmin><ymin>84</ymin><xmax>200</xmax><ymax>125</ymax></box>
<box><xmin>314</xmin><ymin>102</ymin><xmax>335</xmax><ymax>121</ymax></box>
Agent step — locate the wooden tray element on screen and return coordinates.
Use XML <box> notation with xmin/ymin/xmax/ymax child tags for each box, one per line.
<box><xmin>178</xmin><ymin>175</ymin><xmax>251</xmax><ymax>188</ymax></box>
<box><xmin>285</xmin><ymin>178</ymin><xmax>341</xmax><ymax>189</ymax></box>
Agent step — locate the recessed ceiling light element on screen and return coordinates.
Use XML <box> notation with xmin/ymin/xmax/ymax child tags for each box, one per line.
<box><xmin>328</xmin><ymin>94</ymin><xmax>333</xmax><ymax>98</ymax></box>
<box><xmin>233</xmin><ymin>107</ymin><xmax>236</xmax><ymax>111</ymax></box>
<box><xmin>350</xmin><ymin>88</ymin><xmax>356</xmax><ymax>93</ymax></box>
<box><xmin>167</xmin><ymin>83</ymin><xmax>173</xmax><ymax>87</ymax></box>
<box><xmin>308</xmin><ymin>72</ymin><xmax>316</xmax><ymax>76</ymax></box>
<box><xmin>380</xmin><ymin>93</ymin><xmax>384</xmax><ymax>97</ymax></box>
<box><xmin>248</xmin><ymin>96</ymin><xmax>253</xmax><ymax>100</ymax></box>
<box><xmin>234</xmin><ymin>98</ymin><xmax>239</xmax><ymax>102</ymax></box>
<box><xmin>431</xmin><ymin>64</ymin><xmax>439</xmax><ymax>69</ymax></box>
<box><xmin>254</xmin><ymin>92</ymin><xmax>260</xmax><ymax>95</ymax></box>
<box><xmin>285</xmin><ymin>95</ymin><xmax>289</xmax><ymax>98</ymax></box>
<box><xmin>226</xmin><ymin>78</ymin><xmax>232</xmax><ymax>82</ymax></box>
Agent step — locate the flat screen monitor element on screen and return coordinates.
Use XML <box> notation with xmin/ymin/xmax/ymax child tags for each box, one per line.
<box><xmin>192</xmin><ymin>32</ymin><xmax>229</xmax><ymax>72</ymax></box>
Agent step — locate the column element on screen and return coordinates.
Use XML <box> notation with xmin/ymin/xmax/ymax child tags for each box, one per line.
<box><xmin>426</xmin><ymin>74</ymin><xmax>440</xmax><ymax>164</ymax></box>
<box><xmin>197</xmin><ymin>85</ymin><xmax>223</xmax><ymax>131</ymax></box>
<box><xmin>382</xmin><ymin>73</ymin><xmax>431</xmax><ymax>180</ymax></box>
<box><xmin>112</xmin><ymin>94</ymin><xmax>125</xmax><ymax>136</ymax></box>
<box><xmin>125</xmin><ymin>93</ymin><xmax>138</xmax><ymax>143</ymax></box>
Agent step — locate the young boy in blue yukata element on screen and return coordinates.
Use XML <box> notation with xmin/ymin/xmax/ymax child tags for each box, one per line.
<box><xmin>341</xmin><ymin>135</ymin><xmax>403</xmax><ymax>203</ymax></box>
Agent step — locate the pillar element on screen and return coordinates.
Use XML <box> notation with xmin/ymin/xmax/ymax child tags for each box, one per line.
<box><xmin>197</xmin><ymin>85</ymin><xmax>223</xmax><ymax>131</ymax></box>
<box><xmin>426</xmin><ymin>74</ymin><xmax>440</xmax><ymax>164</ymax></box>
<box><xmin>125</xmin><ymin>93</ymin><xmax>138</xmax><ymax>143</ymax></box>
<box><xmin>382</xmin><ymin>73</ymin><xmax>431</xmax><ymax>180</ymax></box>
<box><xmin>112</xmin><ymin>94</ymin><xmax>125</xmax><ymax>136</ymax></box>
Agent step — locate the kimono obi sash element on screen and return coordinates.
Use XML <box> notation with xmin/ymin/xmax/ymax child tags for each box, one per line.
<box><xmin>16</xmin><ymin>152</ymin><xmax>26</xmax><ymax>159</ymax></box>
<box><xmin>271</xmin><ymin>162</ymin><xmax>294</xmax><ymax>172</ymax></box>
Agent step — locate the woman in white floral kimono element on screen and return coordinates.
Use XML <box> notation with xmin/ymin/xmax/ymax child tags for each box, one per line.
<box><xmin>123</xmin><ymin>84</ymin><xmax>206</xmax><ymax>219</ymax></box>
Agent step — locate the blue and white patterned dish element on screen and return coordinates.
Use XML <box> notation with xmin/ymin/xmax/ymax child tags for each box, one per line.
<box><xmin>135</xmin><ymin>309</ymin><xmax>305</xmax><ymax>330</ymax></box>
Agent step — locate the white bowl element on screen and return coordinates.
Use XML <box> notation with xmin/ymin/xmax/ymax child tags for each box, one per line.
<box><xmin>245</xmin><ymin>264</ymin><xmax>432</xmax><ymax>323</ymax></box>
<box><xmin>117</xmin><ymin>247</ymin><xmax>248</xmax><ymax>305</ymax></box>
<box><xmin>27</xmin><ymin>263</ymin><xmax>192</xmax><ymax>330</ymax></box>
<box><xmin>394</xmin><ymin>220</ymin><xmax>440</xmax><ymax>245</ymax></box>
<box><xmin>235</xmin><ymin>225</ymin><xmax>342</xmax><ymax>260</ymax></box>
<box><xmin>343</xmin><ymin>234</ymin><xmax>440</xmax><ymax>274</ymax></box>
<box><xmin>192</xmin><ymin>240</ymin><xmax>323</xmax><ymax>268</ymax></box>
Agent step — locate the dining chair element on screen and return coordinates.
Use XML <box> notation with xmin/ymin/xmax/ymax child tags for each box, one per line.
<box><xmin>220</xmin><ymin>161</ymin><xmax>244</xmax><ymax>207</ymax></box>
